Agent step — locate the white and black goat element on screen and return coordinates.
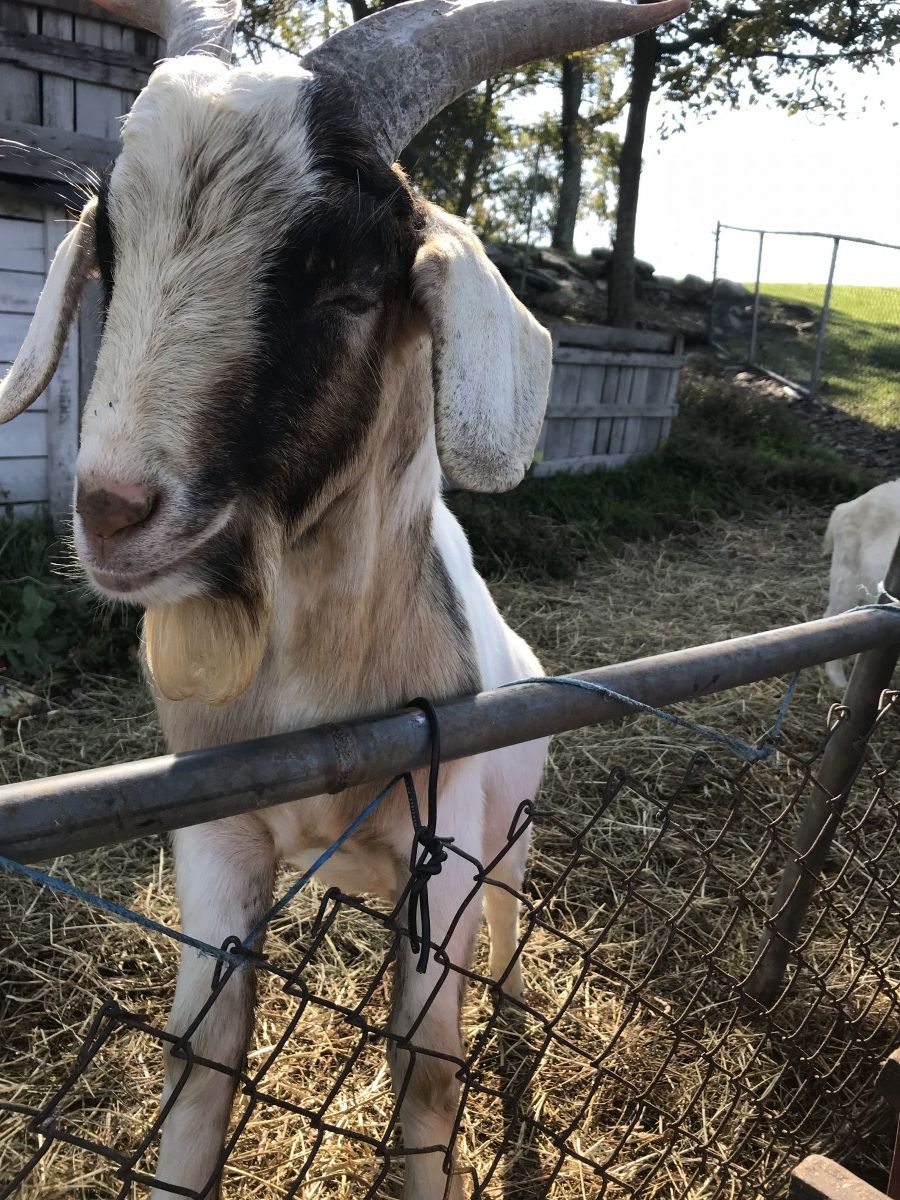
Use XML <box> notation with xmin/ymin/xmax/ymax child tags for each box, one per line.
<box><xmin>0</xmin><ymin>1</ymin><xmax>686</xmax><ymax>1195</ymax></box>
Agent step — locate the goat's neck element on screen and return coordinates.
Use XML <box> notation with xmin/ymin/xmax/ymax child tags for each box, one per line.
<box><xmin>268</xmin><ymin>336</ymin><xmax>476</xmax><ymax>724</ymax></box>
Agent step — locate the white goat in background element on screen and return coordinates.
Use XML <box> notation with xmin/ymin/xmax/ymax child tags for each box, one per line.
<box><xmin>0</xmin><ymin>0</ymin><xmax>686</xmax><ymax>1196</ymax></box>
<box><xmin>823</xmin><ymin>478</ymin><xmax>900</xmax><ymax>690</ymax></box>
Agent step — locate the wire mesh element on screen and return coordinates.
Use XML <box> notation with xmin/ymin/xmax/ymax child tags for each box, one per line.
<box><xmin>709</xmin><ymin>226</ymin><xmax>900</xmax><ymax>414</ymax></box>
<box><xmin>2</xmin><ymin>688</ymin><xmax>899</xmax><ymax>1199</ymax></box>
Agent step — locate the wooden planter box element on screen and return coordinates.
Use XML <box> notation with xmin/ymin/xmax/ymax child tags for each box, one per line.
<box><xmin>534</xmin><ymin>322</ymin><xmax>685</xmax><ymax>478</ymax></box>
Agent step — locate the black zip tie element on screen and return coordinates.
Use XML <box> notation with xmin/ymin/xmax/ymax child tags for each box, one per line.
<box><xmin>403</xmin><ymin>697</ymin><xmax>447</xmax><ymax>974</ymax></box>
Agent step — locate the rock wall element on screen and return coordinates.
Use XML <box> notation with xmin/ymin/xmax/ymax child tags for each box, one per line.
<box><xmin>484</xmin><ymin>240</ymin><xmax>756</xmax><ymax>347</ymax></box>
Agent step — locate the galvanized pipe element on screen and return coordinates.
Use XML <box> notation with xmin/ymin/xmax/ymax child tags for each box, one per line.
<box><xmin>748</xmin><ymin>229</ymin><xmax>765</xmax><ymax>365</ymax></box>
<box><xmin>1</xmin><ymin>608</ymin><xmax>898</xmax><ymax>864</ymax></box>
<box><xmin>717</xmin><ymin>223</ymin><xmax>900</xmax><ymax>253</ymax></box>
<box><xmin>809</xmin><ymin>236</ymin><xmax>840</xmax><ymax>400</ymax></box>
<box><xmin>707</xmin><ymin>220</ymin><xmax>721</xmax><ymax>345</ymax></box>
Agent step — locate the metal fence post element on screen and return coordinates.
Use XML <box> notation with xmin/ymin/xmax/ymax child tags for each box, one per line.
<box><xmin>810</xmin><ymin>236</ymin><xmax>840</xmax><ymax>399</ymax></box>
<box><xmin>746</xmin><ymin>534</ymin><xmax>900</xmax><ymax>1005</ymax></box>
<box><xmin>708</xmin><ymin>221</ymin><xmax>721</xmax><ymax>344</ymax></box>
<box><xmin>748</xmin><ymin>230</ymin><xmax>764</xmax><ymax>365</ymax></box>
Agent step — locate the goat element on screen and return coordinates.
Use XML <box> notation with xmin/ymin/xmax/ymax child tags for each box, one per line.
<box><xmin>0</xmin><ymin>1</ymin><xmax>687</xmax><ymax>1195</ymax></box>
<box><xmin>823</xmin><ymin>478</ymin><xmax>900</xmax><ymax>691</ymax></box>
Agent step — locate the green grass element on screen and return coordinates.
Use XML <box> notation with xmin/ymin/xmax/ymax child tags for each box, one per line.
<box><xmin>755</xmin><ymin>284</ymin><xmax>900</xmax><ymax>428</ymax></box>
<box><xmin>449</xmin><ymin>369</ymin><xmax>872</xmax><ymax>582</ymax></box>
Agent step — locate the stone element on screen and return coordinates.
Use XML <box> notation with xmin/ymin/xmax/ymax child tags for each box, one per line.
<box><xmin>634</xmin><ymin>256</ymin><xmax>655</xmax><ymax>280</ymax></box>
<box><xmin>726</xmin><ymin>311</ymin><xmax>745</xmax><ymax>333</ymax></box>
<box><xmin>679</xmin><ymin>273</ymin><xmax>711</xmax><ymax>297</ymax></box>
<box><xmin>534</xmin><ymin>248</ymin><xmax>582</xmax><ymax>279</ymax></box>
<box><xmin>780</xmin><ymin>301</ymin><xmax>817</xmax><ymax>321</ymax></box>
<box><xmin>579</xmin><ymin>256</ymin><xmax>610</xmax><ymax>281</ymax></box>
<box><xmin>522</xmin><ymin>268</ymin><xmax>561</xmax><ymax>294</ymax></box>
<box><xmin>713</xmin><ymin>278</ymin><xmax>751</xmax><ymax>303</ymax></box>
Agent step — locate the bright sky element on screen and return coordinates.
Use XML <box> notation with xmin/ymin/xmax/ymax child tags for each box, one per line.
<box><xmin>568</xmin><ymin>63</ymin><xmax>900</xmax><ymax>287</ymax></box>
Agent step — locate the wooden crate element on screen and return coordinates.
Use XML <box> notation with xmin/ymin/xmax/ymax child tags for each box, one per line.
<box><xmin>534</xmin><ymin>322</ymin><xmax>685</xmax><ymax>477</ymax></box>
<box><xmin>788</xmin><ymin>1051</ymin><xmax>900</xmax><ymax>1200</ymax></box>
<box><xmin>0</xmin><ymin>0</ymin><xmax>162</xmax><ymax>181</ymax></box>
<box><xmin>792</xmin><ymin>1155</ymin><xmax>889</xmax><ymax>1200</ymax></box>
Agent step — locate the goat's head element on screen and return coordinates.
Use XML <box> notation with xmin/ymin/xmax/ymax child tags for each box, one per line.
<box><xmin>0</xmin><ymin>0</ymin><xmax>687</xmax><ymax>703</ymax></box>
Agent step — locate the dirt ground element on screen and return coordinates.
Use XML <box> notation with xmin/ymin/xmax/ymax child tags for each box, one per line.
<box><xmin>2</xmin><ymin>502</ymin><xmax>899</xmax><ymax>1200</ymax></box>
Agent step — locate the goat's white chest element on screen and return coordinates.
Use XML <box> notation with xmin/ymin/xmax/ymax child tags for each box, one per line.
<box><xmin>260</xmin><ymin>794</ymin><xmax>400</xmax><ymax>902</ymax></box>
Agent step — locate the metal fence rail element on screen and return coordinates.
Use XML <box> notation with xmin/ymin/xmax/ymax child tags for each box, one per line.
<box><xmin>2</xmin><ymin>586</ymin><xmax>900</xmax><ymax>1198</ymax></box>
<box><xmin>708</xmin><ymin>222</ymin><xmax>900</xmax><ymax>403</ymax></box>
<box><xmin>2</xmin><ymin>605</ymin><xmax>898</xmax><ymax>863</ymax></box>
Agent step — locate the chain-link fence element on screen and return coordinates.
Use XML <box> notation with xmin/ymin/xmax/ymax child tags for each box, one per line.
<box><xmin>2</xmin><ymin>601</ymin><xmax>900</xmax><ymax>1200</ymax></box>
<box><xmin>708</xmin><ymin>224</ymin><xmax>900</xmax><ymax>424</ymax></box>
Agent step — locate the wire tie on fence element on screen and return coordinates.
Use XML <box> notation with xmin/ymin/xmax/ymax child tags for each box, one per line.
<box><xmin>503</xmin><ymin>674</ymin><xmax>798</xmax><ymax>763</ymax></box>
<box><xmin>211</xmin><ymin>936</ymin><xmax>266</xmax><ymax>991</ymax></box>
<box><xmin>876</xmin><ymin>581</ymin><xmax>900</xmax><ymax>606</ymax></box>
<box><xmin>403</xmin><ymin>697</ymin><xmax>448</xmax><ymax>974</ymax></box>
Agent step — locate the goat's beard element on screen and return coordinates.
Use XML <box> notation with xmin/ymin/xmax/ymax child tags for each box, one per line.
<box><xmin>143</xmin><ymin>594</ymin><xmax>269</xmax><ymax>706</ymax></box>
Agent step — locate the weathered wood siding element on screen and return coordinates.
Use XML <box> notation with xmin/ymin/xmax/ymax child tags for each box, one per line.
<box><xmin>0</xmin><ymin>0</ymin><xmax>161</xmax><ymax>179</ymax></box>
<box><xmin>535</xmin><ymin>323</ymin><xmax>685</xmax><ymax>477</ymax></box>
<box><xmin>0</xmin><ymin>1</ymin><xmax>159</xmax><ymax>516</ymax></box>
<box><xmin>0</xmin><ymin>194</ymin><xmax>79</xmax><ymax>515</ymax></box>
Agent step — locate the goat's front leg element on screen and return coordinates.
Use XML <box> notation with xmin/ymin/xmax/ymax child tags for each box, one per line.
<box><xmin>151</xmin><ymin>818</ymin><xmax>275</xmax><ymax>1200</ymax></box>
<box><xmin>388</xmin><ymin>766</ymin><xmax>485</xmax><ymax>1200</ymax></box>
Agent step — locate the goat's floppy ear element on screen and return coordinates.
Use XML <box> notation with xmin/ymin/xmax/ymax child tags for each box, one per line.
<box><xmin>413</xmin><ymin>207</ymin><xmax>552</xmax><ymax>492</ymax></box>
<box><xmin>0</xmin><ymin>199</ymin><xmax>97</xmax><ymax>424</ymax></box>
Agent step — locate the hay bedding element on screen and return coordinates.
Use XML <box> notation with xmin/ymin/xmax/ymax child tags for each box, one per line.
<box><xmin>1</xmin><ymin>503</ymin><xmax>897</xmax><ymax>1199</ymax></box>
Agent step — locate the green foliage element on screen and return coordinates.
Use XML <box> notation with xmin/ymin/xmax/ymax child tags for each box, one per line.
<box><xmin>755</xmin><ymin>284</ymin><xmax>900</xmax><ymax>429</ymax></box>
<box><xmin>0</xmin><ymin>517</ymin><xmax>140</xmax><ymax>684</ymax></box>
<box><xmin>656</xmin><ymin>1</ymin><xmax>900</xmax><ymax>125</ymax></box>
<box><xmin>448</xmin><ymin>372</ymin><xmax>871</xmax><ymax>582</ymax></box>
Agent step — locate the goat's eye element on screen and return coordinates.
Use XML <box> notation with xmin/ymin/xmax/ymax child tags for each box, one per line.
<box><xmin>319</xmin><ymin>292</ymin><xmax>378</xmax><ymax>315</ymax></box>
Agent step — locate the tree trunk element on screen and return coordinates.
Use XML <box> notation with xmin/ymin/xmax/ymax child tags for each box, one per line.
<box><xmin>551</xmin><ymin>55</ymin><xmax>584</xmax><ymax>253</ymax></box>
<box><xmin>455</xmin><ymin>78</ymin><xmax>495</xmax><ymax>218</ymax></box>
<box><xmin>608</xmin><ymin>27</ymin><xmax>658</xmax><ymax>327</ymax></box>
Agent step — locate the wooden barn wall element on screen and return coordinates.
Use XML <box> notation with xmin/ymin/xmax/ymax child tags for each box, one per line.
<box><xmin>0</xmin><ymin>193</ymin><xmax>79</xmax><ymax>515</ymax></box>
<box><xmin>0</xmin><ymin>1</ymin><xmax>159</xmax><ymax>515</ymax></box>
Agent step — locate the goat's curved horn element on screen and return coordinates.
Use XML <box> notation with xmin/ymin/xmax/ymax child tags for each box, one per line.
<box><xmin>88</xmin><ymin>1</ymin><xmax>238</xmax><ymax>61</ymax></box>
<box><xmin>303</xmin><ymin>0</ymin><xmax>688</xmax><ymax>162</ymax></box>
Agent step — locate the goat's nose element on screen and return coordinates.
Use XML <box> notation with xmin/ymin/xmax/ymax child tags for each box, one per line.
<box><xmin>76</xmin><ymin>479</ymin><xmax>156</xmax><ymax>538</ymax></box>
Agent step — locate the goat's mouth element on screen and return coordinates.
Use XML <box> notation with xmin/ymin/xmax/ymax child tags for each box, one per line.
<box><xmin>85</xmin><ymin>554</ymin><xmax>203</xmax><ymax>608</ymax></box>
<box><xmin>77</xmin><ymin>502</ymin><xmax>237</xmax><ymax>607</ymax></box>
<box><xmin>89</xmin><ymin>561</ymin><xmax>188</xmax><ymax>596</ymax></box>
